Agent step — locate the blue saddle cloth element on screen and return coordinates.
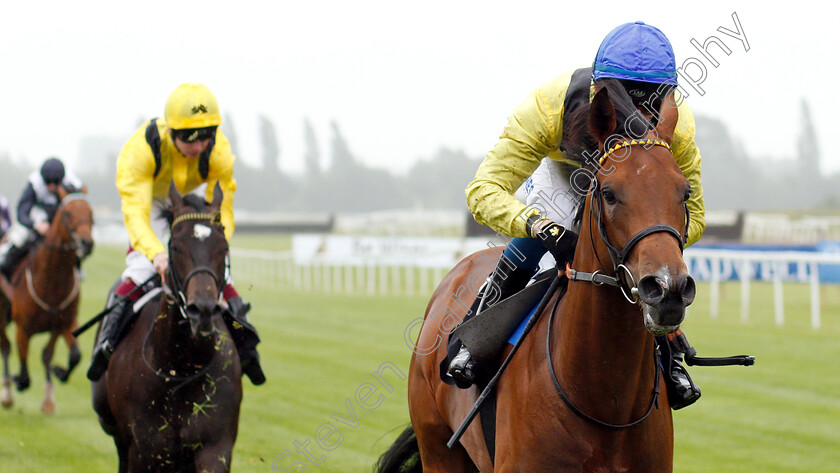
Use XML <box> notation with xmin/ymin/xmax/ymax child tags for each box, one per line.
<box><xmin>507</xmin><ymin>299</ymin><xmax>542</xmax><ymax>345</ymax></box>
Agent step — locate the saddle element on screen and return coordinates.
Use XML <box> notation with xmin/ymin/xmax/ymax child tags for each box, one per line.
<box><xmin>452</xmin><ymin>270</ymin><xmax>559</xmax><ymax>374</ymax></box>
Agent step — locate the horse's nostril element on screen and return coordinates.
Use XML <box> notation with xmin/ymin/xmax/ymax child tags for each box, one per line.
<box><xmin>637</xmin><ymin>275</ymin><xmax>666</xmax><ymax>305</ymax></box>
<box><xmin>682</xmin><ymin>276</ymin><xmax>697</xmax><ymax>305</ymax></box>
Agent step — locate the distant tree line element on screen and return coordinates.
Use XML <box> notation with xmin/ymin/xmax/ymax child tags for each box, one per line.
<box><xmin>0</xmin><ymin>100</ymin><xmax>837</xmax><ymax>216</ymax></box>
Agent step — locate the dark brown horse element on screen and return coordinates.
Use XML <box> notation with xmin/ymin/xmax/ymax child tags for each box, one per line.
<box><xmin>92</xmin><ymin>183</ymin><xmax>241</xmax><ymax>473</ymax></box>
<box><xmin>377</xmin><ymin>83</ymin><xmax>696</xmax><ymax>472</ymax></box>
<box><xmin>0</xmin><ymin>187</ymin><xmax>93</xmax><ymax>412</ymax></box>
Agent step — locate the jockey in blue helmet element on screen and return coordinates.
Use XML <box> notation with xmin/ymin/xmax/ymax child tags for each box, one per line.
<box><xmin>448</xmin><ymin>22</ymin><xmax>706</xmax><ymax>410</ymax></box>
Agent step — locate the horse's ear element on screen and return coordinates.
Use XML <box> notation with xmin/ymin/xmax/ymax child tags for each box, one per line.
<box><xmin>57</xmin><ymin>185</ymin><xmax>69</xmax><ymax>201</ymax></box>
<box><xmin>210</xmin><ymin>182</ymin><xmax>223</xmax><ymax>211</ymax></box>
<box><xmin>589</xmin><ymin>87</ymin><xmax>617</xmax><ymax>145</ymax></box>
<box><xmin>169</xmin><ymin>180</ymin><xmax>183</xmax><ymax>212</ymax></box>
<box><xmin>655</xmin><ymin>89</ymin><xmax>679</xmax><ymax>144</ymax></box>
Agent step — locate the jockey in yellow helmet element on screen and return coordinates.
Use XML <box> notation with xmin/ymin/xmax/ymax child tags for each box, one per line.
<box><xmin>87</xmin><ymin>83</ymin><xmax>265</xmax><ymax>386</ymax></box>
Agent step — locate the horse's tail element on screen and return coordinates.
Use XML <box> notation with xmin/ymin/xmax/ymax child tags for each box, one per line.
<box><xmin>373</xmin><ymin>425</ymin><xmax>421</xmax><ymax>473</ymax></box>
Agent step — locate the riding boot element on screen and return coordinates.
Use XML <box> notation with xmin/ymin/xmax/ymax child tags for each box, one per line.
<box><xmin>446</xmin><ymin>255</ymin><xmax>536</xmax><ymax>387</ymax></box>
<box><xmin>0</xmin><ymin>245</ymin><xmax>28</xmax><ymax>280</ymax></box>
<box><xmin>658</xmin><ymin>329</ymin><xmax>701</xmax><ymax>410</ymax></box>
<box><xmin>224</xmin><ymin>296</ymin><xmax>266</xmax><ymax>386</ymax></box>
<box><xmin>87</xmin><ymin>300</ymin><xmax>136</xmax><ymax>381</ymax></box>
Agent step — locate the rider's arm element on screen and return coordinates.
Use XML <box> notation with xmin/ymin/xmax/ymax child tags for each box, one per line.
<box><xmin>205</xmin><ymin>131</ymin><xmax>237</xmax><ymax>241</ymax></box>
<box><xmin>671</xmin><ymin>101</ymin><xmax>706</xmax><ymax>247</ymax></box>
<box><xmin>16</xmin><ymin>184</ymin><xmax>38</xmax><ymax>230</ymax></box>
<box><xmin>466</xmin><ymin>84</ymin><xmax>565</xmax><ymax>238</ymax></box>
<box><xmin>116</xmin><ymin>127</ymin><xmax>166</xmax><ymax>261</ymax></box>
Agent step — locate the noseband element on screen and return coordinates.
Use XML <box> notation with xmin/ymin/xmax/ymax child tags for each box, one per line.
<box><xmin>567</xmin><ymin>139</ymin><xmax>689</xmax><ymax>303</ymax></box>
<box><xmin>47</xmin><ymin>193</ymin><xmax>93</xmax><ymax>258</ymax></box>
<box><xmin>166</xmin><ymin>211</ymin><xmax>225</xmax><ymax>320</ymax></box>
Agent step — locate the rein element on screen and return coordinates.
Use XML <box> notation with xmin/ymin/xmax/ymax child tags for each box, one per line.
<box><xmin>546</xmin><ymin>291</ymin><xmax>661</xmax><ymax>429</ymax></box>
<box><xmin>140</xmin><ymin>306</ymin><xmax>216</xmax><ymax>394</ymax></box>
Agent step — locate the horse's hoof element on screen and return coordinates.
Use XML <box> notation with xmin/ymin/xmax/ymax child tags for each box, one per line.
<box><xmin>13</xmin><ymin>375</ymin><xmax>30</xmax><ymax>392</ymax></box>
<box><xmin>53</xmin><ymin>367</ymin><xmax>70</xmax><ymax>383</ymax></box>
<box><xmin>41</xmin><ymin>382</ymin><xmax>55</xmax><ymax>414</ymax></box>
<box><xmin>1</xmin><ymin>382</ymin><xmax>12</xmax><ymax>408</ymax></box>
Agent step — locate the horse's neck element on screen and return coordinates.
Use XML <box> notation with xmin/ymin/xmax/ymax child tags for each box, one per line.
<box><xmin>149</xmin><ymin>300</ymin><xmax>219</xmax><ymax>373</ymax></box>
<box><xmin>30</xmin><ymin>227</ymin><xmax>72</xmax><ymax>273</ymax></box>
<box><xmin>552</xmin><ymin>250</ymin><xmax>655</xmax><ymax>412</ymax></box>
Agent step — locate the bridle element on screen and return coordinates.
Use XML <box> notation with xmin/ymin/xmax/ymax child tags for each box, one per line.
<box><xmin>44</xmin><ymin>193</ymin><xmax>94</xmax><ymax>260</ymax></box>
<box><xmin>567</xmin><ymin>139</ymin><xmax>689</xmax><ymax>303</ymax></box>
<box><xmin>166</xmin><ymin>210</ymin><xmax>226</xmax><ymax>321</ymax></box>
<box><xmin>549</xmin><ymin>138</ymin><xmax>688</xmax><ymax>429</ymax></box>
<box><xmin>142</xmin><ymin>209</ymin><xmax>226</xmax><ymax>391</ymax></box>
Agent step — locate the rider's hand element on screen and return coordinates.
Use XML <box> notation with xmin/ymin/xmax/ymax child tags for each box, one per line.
<box><xmin>152</xmin><ymin>252</ymin><xmax>169</xmax><ymax>283</ymax></box>
<box><xmin>34</xmin><ymin>222</ymin><xmax>49</xmax><ymax>235</ymax></box>
<box><xmin>528</xmin><ymin>215</ymin><xmax>579</xmax><ymax>266</ymax></box>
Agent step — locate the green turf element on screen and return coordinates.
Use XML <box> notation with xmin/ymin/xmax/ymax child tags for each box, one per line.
<box><xmin>0</xmin><ymin>244</ymin><xmax>838</xmax><ymax>472</ymax></box>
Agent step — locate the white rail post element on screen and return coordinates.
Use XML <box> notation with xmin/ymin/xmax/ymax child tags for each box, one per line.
<box><xmin>407</xmin><ymin>266</ymin><xmax>415</xmax><ymax>296</ymax></box>
<box><xmin>382</xmin><ymin>265</ymin><xmax>389</xmax><ymax>295</ymax></box>
<box><xmin>420</xmin><ymin>267</ymin><xmax>429</xmax><ymax>296</ymax></box>
<box><xmin>391</xmin><ymin>266</ymin><xmax>401</xmax><ymax>296</ymax></box>
<box><xmin>710</xmin><ymin>256</ymin><xmax>720</xmax><ymax>320</ymax></box>
<box><xmin>810</xmin><ymin>261</ymin><xmax>821</xmax><ymax>329</ymax></box>
<box><xmin>345</xmin><ymin>266</ymin><xmax>353</xmax><ymax>295</ymax></box>
<box><xmin>740</xmin><ymin>258</ymin><xmax>750</xmax><ymax>324</ymax></box>
<box><xmin>773</xmin><ymin>261</ymin><xmax>784</xmax><ymax>327</ymax></box>
<box><xmin>367</xmin><ymin>264</ymin><xmax>376</xmax><ymax>296</ymax></box>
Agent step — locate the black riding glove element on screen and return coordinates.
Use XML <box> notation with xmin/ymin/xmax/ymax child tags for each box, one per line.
<box><xmin>527</xmin><ymin>215</ymin><xmax>579</xmax><ymax>267</ymax></box>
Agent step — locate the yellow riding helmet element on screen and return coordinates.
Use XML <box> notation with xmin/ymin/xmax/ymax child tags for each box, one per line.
<box><xmin>164</xmin><ymin>83</ymin><xmax>222</xmax><ymax>130</ymax></box>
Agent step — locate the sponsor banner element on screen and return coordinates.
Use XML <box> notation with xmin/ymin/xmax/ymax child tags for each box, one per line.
<box><xmin>686</xmin><ymin>241</ymin><xmax>840</xmax><ymax>284</ymax></box>
<box><xmin>291</xmin><ymin>234</ymin><xmax>504</xmax><ymax>268</ymax></box>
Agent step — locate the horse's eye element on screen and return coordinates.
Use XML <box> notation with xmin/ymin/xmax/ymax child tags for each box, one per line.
<box><xmin>683</xmin><ymin>188</ymin><xmax>692</xmax><ymax>202</ymax></box>
<box><xmin>603</xmin><ymin>189</ymin><xmax>618</xmax><ymax>205</ymax></box>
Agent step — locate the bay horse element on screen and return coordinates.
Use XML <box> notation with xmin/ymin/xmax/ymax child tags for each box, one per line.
<box><xmin>0</xmin><ymin>186</ymin><xmax>94</xmax><ymax>413</ymax></box>
<box><xmin>92</xmin><ymin>183</ymin><xmax>242</xmax><ymax>473</ymax></box>
<box><xmin>377</xmin><ymin>82</ymin><xmax>696</xmax><ymax>472</ymax></box>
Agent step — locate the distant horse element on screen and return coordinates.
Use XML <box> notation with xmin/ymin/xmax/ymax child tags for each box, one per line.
<box><xmin>377</xmin><ymin>83</ymin><xmax>696</xmax><ymax>472</ymax></box>
<box><xmin>0</xmin><ymin>187</ymin><xmax>93</xmax><ymax>412</ymax></box>
<box><xmin>92</xmin><ymin>183</ymin><xmax>242</xmax><ymax>473</ymax></box>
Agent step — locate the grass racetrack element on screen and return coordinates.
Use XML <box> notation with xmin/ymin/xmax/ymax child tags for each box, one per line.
<box><xmin>0</xmin><ymin>240</ymin><xmax>839</xmax><ymax>472</ymax></box>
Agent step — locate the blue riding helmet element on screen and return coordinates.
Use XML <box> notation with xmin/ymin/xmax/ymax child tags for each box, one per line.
<box><xmin>593</xmin><ymin>21</ymin><xmax>677</xmax><ymax>84</ymax></box>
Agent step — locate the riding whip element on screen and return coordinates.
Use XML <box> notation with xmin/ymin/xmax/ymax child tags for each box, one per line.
<box><xmin>447</xmin><ymin>273</ymin><xmax>562</xmax><ymax>449</ymax></box>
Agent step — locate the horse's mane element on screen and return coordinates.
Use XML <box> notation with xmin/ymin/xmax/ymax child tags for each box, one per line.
<box><xmin>162</xmin><ymin>194</ymin><xmax>210</xmax><ymax>225</ymax></box>
<box><xmin>562</xmin><ymin>79</ymin><xmax>657</xmax><ymax>227</ymax></box>
<box><xmin>561</xmin><ymin>78</ymin><xmax>654</xmax><ymax>169</ymax></box>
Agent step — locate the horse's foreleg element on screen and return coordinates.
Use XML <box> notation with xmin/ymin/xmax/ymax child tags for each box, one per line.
<box><xmin>41</xmin><ymin>332</ymin><xmax>59</xmax><ymax>414</ymax></box>
<box><xmin>0</xmin><ymin>328</ymin><xmax>11</xmax><ymax>408</ymax></box>
<box><xmin>194</xmin><ymin>441</ymin><xmax>233</xmax><ymax>473</ymax></box>
<box><xmin>42</xmin><ymin>332</ymin><xmax>59</xmax><ymax>383</ymax></box>
<box><xmin>52</xmin><ymin>328</ymin><xmax>80</xmax><ymax>382</ymax></box>
<box><xmin>13</xmin><ymin>325</ymin><xmax>30</xmax><ymax>391</ymax></box>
